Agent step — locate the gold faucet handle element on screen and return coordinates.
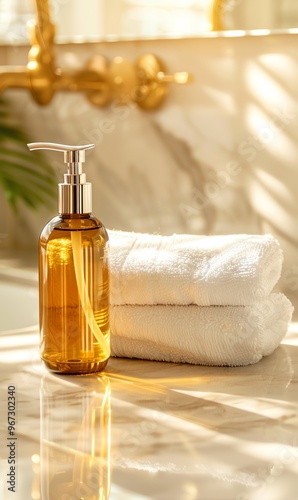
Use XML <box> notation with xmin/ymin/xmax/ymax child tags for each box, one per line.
<box><xmin>156</xmin><ymin>71</ymin><xmax>193</xmax><ymax>85</ymax></box>
<box><xmin>86</xmin><ymin>53</ymin><xmax>193</xmax><ymax>109</ymax></box>
<box><xmin>135</xmin><ymin>54</ymin><xmax>193</xmax><ymax>110</ymax></box>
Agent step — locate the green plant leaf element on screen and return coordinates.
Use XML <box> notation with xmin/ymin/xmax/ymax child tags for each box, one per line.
<box><xmin>0</xmin><ymin>97</ymin><xmax>57</xmax><ymax>212</ymax></box>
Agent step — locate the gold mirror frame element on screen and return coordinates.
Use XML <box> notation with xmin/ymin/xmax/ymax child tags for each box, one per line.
<box><xmin>212</xmin><ymin>0</ymin><xmax>225</xmax><ymax>31</ymax></box>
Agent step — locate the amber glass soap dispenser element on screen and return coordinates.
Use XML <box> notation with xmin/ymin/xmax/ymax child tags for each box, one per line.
<box><xmin>28</xmin><ymin>142</ymin><xmax>110</xmax><ymax>374</ymax></box>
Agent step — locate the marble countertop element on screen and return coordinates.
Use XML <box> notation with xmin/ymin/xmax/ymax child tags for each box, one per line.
<box><xmin>0</xmin><ymin>321</ymin><xmax>298</xmax><ymax>500</ymax></box>
<box><xmin>0</xmin><ymin>254</ymin><xmax>297</xmax><ymax>499</ymax></box>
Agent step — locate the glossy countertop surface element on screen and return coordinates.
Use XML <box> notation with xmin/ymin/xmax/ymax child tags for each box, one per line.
<box><xmin>0</xmin><ymin>324</ymin><xmax>298</xmax><ymax>500</ymax></box>
<box><xmin>0</xmin><ymin>255</ymin><xmax>297</xmax><ymax>499</ymax></box>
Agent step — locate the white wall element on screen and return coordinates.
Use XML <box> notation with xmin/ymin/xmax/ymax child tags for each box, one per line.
<box><xmin>1</xmin><ymin>33</ymin><xmax>298</xmax><ymax>308</ymax></box>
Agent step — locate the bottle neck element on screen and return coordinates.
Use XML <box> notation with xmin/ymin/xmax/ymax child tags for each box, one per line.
<box><xmin>60</xmin><ymin>213</ymin><xmax>91</xmax><ymax>219</ymax></box>
<box><xmin>58</xmin><ymin>182</ymin><xmax>92</xmax><ymax>215</ymax></box>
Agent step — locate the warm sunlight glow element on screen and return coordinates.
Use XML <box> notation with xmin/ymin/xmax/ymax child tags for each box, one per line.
<box><xmin>245</xmin><ymin>61</ymin><xmax>289</xmax><ymax>106</ymax></box>
<box><xmin>31</xmin><ymin>454</ymin><xmax>40</xmax><ymax>464</ymax></box>
<box><xmin>248</xmin><ymin>180</ymin><xmax>296</xmax><ymax>233</ymax></box>
<box><xmin>0</xmin><ymin>331</ymin><xmax>39</xmax><ymax>363</ymax></box>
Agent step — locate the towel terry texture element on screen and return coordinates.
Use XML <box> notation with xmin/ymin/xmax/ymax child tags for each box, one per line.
<box><xmin>109</xmin><ymin>231</ymin><xmax>283</xmax><ymax>306</ymax></box>
<box><xmin>110</xmin><ymin>293</ymin><xmax>293</xmax><ymax>366</ymax></box>
<box><xmin>108</xmin><ymin>230</ymin><xmax>293</xmax><ymax>366</ymax></box>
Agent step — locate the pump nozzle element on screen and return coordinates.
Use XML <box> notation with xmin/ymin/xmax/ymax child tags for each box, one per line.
<box><xmin>28</xmin><ymin>142</ymin><xmax>95</xmax><ymax>165</ymax></box>
<box><xmin>27</xmin><ymin>142</ymin><xmax>95</xmax><ymax>214</ymax></box>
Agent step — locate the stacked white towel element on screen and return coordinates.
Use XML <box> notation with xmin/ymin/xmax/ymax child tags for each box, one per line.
<box><xmin>108</xmin><ymin>230</ymin><xmax>293</xmax><ymax>366</ymax></box>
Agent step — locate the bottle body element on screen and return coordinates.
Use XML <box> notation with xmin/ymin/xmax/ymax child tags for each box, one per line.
<box><xmin>39</xmin><ymin>214</ymin><xmax>110</xmax><ymax>374</ymax></box>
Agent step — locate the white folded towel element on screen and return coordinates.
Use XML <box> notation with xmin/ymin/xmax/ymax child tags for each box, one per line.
<box><xmin>109</xmin><ymin>231</ymin><xmax>283</xmax><ymax>306</ymax></box>
<box><xmin>110</xmin><ymin>293</ymin><xmax>293</xmax><ymax>366</ymax></box>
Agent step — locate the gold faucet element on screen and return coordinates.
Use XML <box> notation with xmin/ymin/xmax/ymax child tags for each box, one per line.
<box><xmin>211</xmin><ymin>0</ymin><xmax>225</xmax><ymax>31</ymax></box>
<box><xmin>0</xmin><ymin>0</ymin><xmax>55</xmax><ymax>103</ymax></box>
<box><xmin>0</xmin><ymin>0</ymin><xmax>192</xmax><ymax>109</ymax></box>
<box><xmin>27</xmin><ymin>0</ymin><xmax>56</xmax><ymax>104</ymax></box>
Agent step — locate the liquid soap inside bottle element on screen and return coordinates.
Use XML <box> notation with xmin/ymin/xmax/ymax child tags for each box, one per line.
<box><xmin>39</xmin><ymin>215</ymin><xmax>110</xmax><ymax>374</ymax></box>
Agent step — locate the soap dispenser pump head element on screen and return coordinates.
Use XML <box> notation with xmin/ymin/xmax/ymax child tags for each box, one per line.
<box><xmin>27</xmin><ymin>142</ymin><xmax>95</xmax><ymax>215</ymax></box>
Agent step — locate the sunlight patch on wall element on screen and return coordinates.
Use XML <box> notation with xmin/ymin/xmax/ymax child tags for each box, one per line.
<box><xmin>243</xmin><ymin>101</ymin><xmax>296</xmax><ymax>162</ymax></box>
<box><xmin>245</xmin><ymin>61</ymin><xmax>288</xmax><ymax>107</ymax></box>
<box><xmin>252</xmin><ymin>169</ymin><xmax>294</xmax><ymax>206</ymax></box>
<box><xmin>258</xmin><ymin>53</ymin><xmax>297</xmax><ymax>77</ymax></box>
<box><xmin>248</xmin><ymin>180</ymin><xmax>297</xmax><ymax>235</ymax></box>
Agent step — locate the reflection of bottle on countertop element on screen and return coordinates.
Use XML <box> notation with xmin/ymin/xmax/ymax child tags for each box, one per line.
<box><xmin>28</xmin><ymin>142</ymin><xmax>110</xmax><ymax>374</ymax></box>
<box><xmin>40</xmin><ymin>374</ymin><xmax>111</xmax><ymax>500</ymax></box>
